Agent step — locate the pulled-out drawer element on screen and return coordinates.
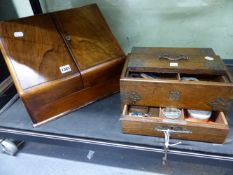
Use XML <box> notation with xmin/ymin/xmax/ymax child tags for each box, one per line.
<box><xmin>120</xmin><ymin>104</ymin><xmax>229</xmax><ymax>143</ymax></box>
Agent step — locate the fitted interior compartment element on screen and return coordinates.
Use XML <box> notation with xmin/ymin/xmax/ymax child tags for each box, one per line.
<box><xmin>121</xmin><ymin>104</ymin><xmax>229</xmax><ymax>143</ymax></box>
<box><xmin>123</xmin><ymin>105</ymin><xmax>227</xmax><ymax>125</ymax></box>
<box><xmin>148</xmin><ymin>107</ymin><xmax>160</xmax><ymax>117</ymax></box>
<box><xmin>183</xmin><ymin>109</ymin><xmax>227</xmax><ymax>124</ymax></box>
<box><xmin>126</xmin><ymin>70</ymin><xmax>230</xmax><ymax>83</ymax></box>
<box><xmin>160</xmin><ymin>107</ymin><xmax>184</xmax><ymax>120</ymax></box>
<box><xmin>127</xmin><ymin>71</ymin><xmax>179</xmax><ymax>80</ymax></box>
<box><xmin>124</xmin><ymin>105</ymin><xmax>159</xmax><ymax>118</ymax></box>
<box><xmin>125</xmin><ymin>105</ymin><xmax>184</xmax><ymax>119</ymax></box>
<box><xmin>180</xmin><ymin>74</ymin><xmax>229</xmax><ymax>83</ymax></box>
<box><xmin>128</xmin><ymin>105</ymin><xmax>149</xmax><ymax>113</ymax></box>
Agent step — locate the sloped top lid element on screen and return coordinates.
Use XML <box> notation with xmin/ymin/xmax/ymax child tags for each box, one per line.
<box><xmin>53</xmin><ymin>4</ymin><xmax>124</xmax><ymax>71</ymax></box>
<box><xmin>0</xmin><ymin>4</ymin><xmax>125</xmax><ymax>90</ymax></box>
<box><xmin>0</xmin><ymin>14</ymin><xmax>80</xmax><ymax>90</ymax></box>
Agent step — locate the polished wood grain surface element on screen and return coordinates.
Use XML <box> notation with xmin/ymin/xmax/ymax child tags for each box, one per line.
<box><xmin>131</xmin><ymin>47</ymin><xmax>216</xmax><ymax>56</ymax></box>
<box><xmin>81</xmin><ymin>57</ymin><xmax>125</xmax><ymax>87</ymax></box>
<box><xmin>26</xmin><ymin>75</ymin><xmax>120</xmax><ymax>125</ymax></box>
<box><xmin>1</xmin><ymin>38</ymin><xmax>80</xmax><ymax>90</ymax></box>
<box><xmin>121</xmin><ymin>104</ymin><xmax>229</xmax><ymax>143</ymax></box>
<box><xmin>128</xmin><ymin>48</ymin><xmax>225</xmax><ymax>74</ymax></box>
<box><xmin>0</xmin><ymin>14</ymin><xmax>80</xmax><ymax>90</ymax></box>
<box><xmin>0</xmin><ymin>4</ymin><xmax>125</xmax><ymax>125</ymax></box>
<box><xmin>0</xmin><ymin>14</ymin><xmax>61</xmax><ymax>45</ymax></box>
<box><xmin>53</xmin><ymin>4</ymin><xmax>124</xmax><ymax>71</ymax></box>
<box><xmin>121</xmin><ymin>77</ymin><xmax>233</xmax><ymax>111</ymax></box>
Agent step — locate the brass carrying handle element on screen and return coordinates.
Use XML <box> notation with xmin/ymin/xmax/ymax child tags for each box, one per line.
<box><xmin>158</xmin><ymin>53</ymin><xmax>189</xmax><ymax>61</ymax></box>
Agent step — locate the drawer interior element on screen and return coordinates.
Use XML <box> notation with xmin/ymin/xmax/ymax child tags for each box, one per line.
<box><xmin>180</xmin><ymin>74</ymin><xmax>230</xmax><ymax>82</ymax></box>
<box><xmin>122</xmin><ymin>105</ymin><xmax>228</xmax><ymax>126</ymax></box>
<box><xmin>127</xmin><ymin>72</ymin><xmax>178</xmax><ymax>80</ymax></box>
<box><xmin>126</xmin><ymin>71</ymin><xmax>230</xmax><ymax>83</ymax></box>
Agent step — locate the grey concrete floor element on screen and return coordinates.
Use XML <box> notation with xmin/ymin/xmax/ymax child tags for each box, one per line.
<box><xmin>0</xmin><ymin>142</ymin><xmax>232</xmax><ymax>175</ymax></box>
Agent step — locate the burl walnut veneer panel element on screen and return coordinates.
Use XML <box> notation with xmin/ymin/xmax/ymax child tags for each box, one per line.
<box><xmin>0</xmin><ymin>4</ymin><xmax>125</xmax><ymax>126</ymax></box>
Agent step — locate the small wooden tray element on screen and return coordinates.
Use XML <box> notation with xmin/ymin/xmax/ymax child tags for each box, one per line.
<box><xmin>121</xmin><ymin>104</ymin><xmax>229</xmax><ymax>143</ymax></box>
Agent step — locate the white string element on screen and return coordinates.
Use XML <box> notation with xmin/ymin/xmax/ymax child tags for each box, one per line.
<box><xmin>163</xmin><ymin>129</ymin><xmax>182</xmax><ymax>149</ymax></box>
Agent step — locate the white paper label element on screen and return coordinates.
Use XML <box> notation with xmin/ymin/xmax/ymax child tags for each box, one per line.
<box><xmin>204</xmin><ymin>56</ymin><xmax>214</xmax><ymax>61</ymax></box>
<box><xmin>14</xmin><ymin>32</ymin><xmax>24</xmax><ymax>38</ymax></box>
<box><xmin>60</xmin><ymin>65</ymin><xmax>71</xmax><ymax>74</ymax></box>
<box><xmin>170</xmin><ymin>62</ymin><xmax>178</xmax><ymax>67</ymax></box>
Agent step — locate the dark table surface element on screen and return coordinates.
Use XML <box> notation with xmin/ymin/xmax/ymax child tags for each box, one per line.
<box><xmin>0</xmin><ymin>92</ymin><xmax>232</xmax><ymax>156</ymax></box>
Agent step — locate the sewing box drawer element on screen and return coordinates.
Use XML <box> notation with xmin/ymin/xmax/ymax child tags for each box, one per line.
<box><xmin>120</xmin><ymin>104</ymin><xmax>229</xmax><ymax>143</ymax></box>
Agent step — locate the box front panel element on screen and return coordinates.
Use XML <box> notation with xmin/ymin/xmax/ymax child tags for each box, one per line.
<box><xmin>24</xmin><ymin>75</ymin><xmax>120</xmax><ymax>125</ymax></box>
<box><xmin>121</xmin><ymin>118</ymin><xmax>228</xmax><ymax>143</ymax></box>
<box><xmin>121</xmin><ymin>79</ymin><xmax>233</xmax><ymax>111</ymax></box>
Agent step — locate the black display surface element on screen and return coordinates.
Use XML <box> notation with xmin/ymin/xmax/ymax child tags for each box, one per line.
<box><xmin>0</xmin><ymin>92</ymin><xmax>232</xmax><ymax>158</ymax></box>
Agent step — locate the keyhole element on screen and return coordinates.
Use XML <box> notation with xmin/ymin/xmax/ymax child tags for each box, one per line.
<box><xmin>65</xmin><ymin>35</ymin><xmax>71</xmax><ymax>41</ymax></box>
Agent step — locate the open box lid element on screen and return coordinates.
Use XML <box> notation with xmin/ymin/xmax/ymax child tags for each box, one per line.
<box><xmin>128</xmin><ymin>47</ymin><xmax>227</xmax><ymax>75</ymax></box>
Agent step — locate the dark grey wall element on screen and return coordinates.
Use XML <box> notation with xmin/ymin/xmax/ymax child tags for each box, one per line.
<box><xmin>0</xmin><ymin>0</ymin><xmax>18</xmax><ymax>20</ymax></box>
